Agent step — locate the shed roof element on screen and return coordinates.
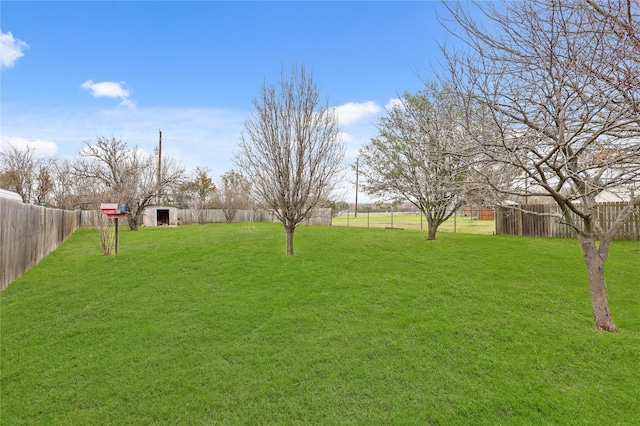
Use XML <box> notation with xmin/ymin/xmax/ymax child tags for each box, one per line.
<box><xmin>595</xmin><ymin>187</ymin><xmax>632</xmax><ymax>203</ymax></box>
<box><xmin>0</xmin><ymin>188</ymin><xmax>23</xmax><ymax>202</ymax></box>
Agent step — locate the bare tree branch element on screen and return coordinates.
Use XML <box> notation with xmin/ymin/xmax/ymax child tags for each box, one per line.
<box><xmin>442</xmin><ymin>0</ymin><xmax>640</xmax><ymax>332</ymax></box>
<box><xmin>0</xmin><ymin>144</ymin><xmax>38</xmax><ymax>203</ymax></box>
<box><xmin>74</xmin><ymin>136</ymin><xmax>185</xmax><ymax>230</ymax></box>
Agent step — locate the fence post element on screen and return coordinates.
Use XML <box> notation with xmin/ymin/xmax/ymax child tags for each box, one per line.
<box><xmin>454</xmin><ymin>211</ymin><xmax>457</xmax><ymax>233</ymax></box>
<box><xmin>517</xmin><ymin>209</ymin><xmax>523</xmax><ymax>236</ymax></box>
<box><xmin>115</xmin><ymin>218</ymin><xmax>119</xmax><ymax>256</ymax></box>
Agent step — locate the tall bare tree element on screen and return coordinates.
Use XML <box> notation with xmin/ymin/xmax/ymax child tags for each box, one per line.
<box><xmin>49</xmin><ymin>158</ymin><xmax>76</xmax><ymax>210</ymax></box>
<box><xmin>358</xmin><ymin>83</ymin><xmax>473</xmax><ymax>240</ymax></box>
<box><xmin>33</xmin><ymin>160</ymin><xmax>54</xmax><ymax>206</ymax></box>
<box><xmin>442</xmin><ymin>0</ymin><xmax>640</xmax><ymax>331</ymax></box>
<box><xmin>74</xmin><ymin>136</ymin><xmax>185</xmax><ymax>230</ymax></box>
<box><xmin>234</xmin><ymin>64</ymin><xmax>345</xmax><ymax>255</ymax></box>
<box><xmin>0</xmin><ymin>143</ymin><xmax>37</xmax><ymax>203</ymax></box>
<box><xmin>215</xmin><ymin>170</ymin><xmax>251</xmax><ymax>223</ymax></box>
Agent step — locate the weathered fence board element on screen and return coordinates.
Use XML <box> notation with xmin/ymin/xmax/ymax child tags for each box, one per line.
<box><xmin>175</xmin><ymin>208</ymin><xmax>332</xmax><ymax>226</ymax></box>
<box><xmin>1</xmin><ymin>199</ymin><xmax>79</xmax><ymax>290</ymax></box>
<box><xmin>495</xmin><ymin>202</ymin><xmax>639</xmax><ymax>240</ymax></box>
<box><xmin>176</xmin><ymin>209</ymin><xmax>274</xmax><ymax>224</ymax></box>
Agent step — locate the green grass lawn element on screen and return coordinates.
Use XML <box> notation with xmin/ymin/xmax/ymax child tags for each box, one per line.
<box><xmin>1</xmin><ymin>223</ymin><xmax>639</xmax><ymax>425</ymax></box>
<box><xmin>332</xmin><ymin>211</ymin><xmax>496</xmax><ymax>234</ymax></box>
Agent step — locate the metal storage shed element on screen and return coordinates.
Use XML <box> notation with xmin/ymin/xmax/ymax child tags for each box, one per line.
<box><xmin>143</xmin><ymin>206</ymin><xmax>178</xmax><ymax>227</ymax></box>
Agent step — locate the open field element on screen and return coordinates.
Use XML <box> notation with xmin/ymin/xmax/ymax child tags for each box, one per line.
<box><xmin>1</xmin><ymin>223</ymin><xmax>639</xmax><ymax>424</ymax></box>
<box><xmin>332</xmin><ymin>211</ymin><xmax>496</xmax><ymax>234</ymax></box>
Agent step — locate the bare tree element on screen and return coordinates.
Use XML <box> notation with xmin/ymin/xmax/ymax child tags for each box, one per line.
<box><xmin>0</xmin><ymin>143</ymin><xmax>38</xmax><ymax>203</ymax></box>
<box><xmin>49</xmin><ymin>158</ymin><xmax>77</xmax><ymax>210</ymax></box>
<box><xmin>215</xmin><ymin>170</ymin><xmax>251</xmax><ymax>223</ymax></box>
<box><xmin>174</xmin><ymin>166</ymin><xmax>217</xmax><ymax>222</ymax></box>
<box><xmin>96</xmin><ymin>213</ymin><xmax>116</xmax><ymax>256</ymax></box>
<box><xmin>234</xmin><ymin>64</ymin><xmax>345</xmax><ymax>255</ymax></box>
<box><xmin>442</xmin><ymin>0</ymin><xmax>640</xmax><ymax>332</ymax></box>
<box><xmin>358</xmin><ymin>84</ymin><xmax>473</xmax><ymax>240</ymax></box>
<box><xmin>33</xmin><ymin>160</ymin><xmax>54</xmax><ymax>206</ymax></box>
<box><xmin>74</xmin><ymin>136</ymin><xmax>185</xmax><ymax>230</ymax></box>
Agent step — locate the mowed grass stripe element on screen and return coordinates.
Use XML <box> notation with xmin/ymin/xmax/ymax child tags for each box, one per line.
<box><xmin>1</xmin><ymin>223</ymin><xmax>638</xmax><ymax>424</ymax></box>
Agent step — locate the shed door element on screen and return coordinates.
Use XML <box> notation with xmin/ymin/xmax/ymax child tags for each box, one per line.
<box><xmin>157</xmin><ymin>209</ymin><xmax>170</xmax><ymax>225</ymax></box>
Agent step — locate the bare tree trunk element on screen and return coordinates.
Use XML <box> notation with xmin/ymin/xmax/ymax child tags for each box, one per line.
<box><xmin>285</xmin><ymin>226</ymin><xmax>295</xmax><ymax>256</ymax></box>
<box><xmin>126</xmin><ymin>212</ymin><xmax>139</xmax><ymax>231</ymax></box>
<box><xmin>578</xmin><ymin>236</ymin><xmax>617</xmax><ymax>332</ymax></box>
<box><xmin>223</xmin><ymin>207</ymin><xmax>237</xmax><ymax>223</ymax></box>
<box><xmin>197</xmin><ymin>198</ymin><xmax>205</xmax><ymax>224</ymax></box>
<box><xmin>425</xmin><ymin>215</ymin><xmax>439</xmax><ymax>240</ymax></box>
<box><xmin>427</xmin><ymin>222</ymin><xmax>438</xmax><ymax>240</ymax></box>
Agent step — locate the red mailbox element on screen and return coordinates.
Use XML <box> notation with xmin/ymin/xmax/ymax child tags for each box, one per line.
<box><xmin>99</xmin><ymin>203</ymin><xmax>127</xmax><ymax>256</ymax></box>
<box><xmin>100</xmin><ymin>203</ymin><xmax>126</xmax><ymax>219</ymax></box>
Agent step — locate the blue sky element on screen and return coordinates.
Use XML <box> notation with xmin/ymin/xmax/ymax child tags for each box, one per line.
<box><xmin>2</xmin><ymin>1</ymin><xmax>453</xmax><ymax>202</ymax></box>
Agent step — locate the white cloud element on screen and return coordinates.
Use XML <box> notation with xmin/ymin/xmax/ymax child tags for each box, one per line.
<box><xmin>385</xmin><ymin>98</ymin><xmax>403</xmax><ymax>110</ymax></box>
<box><xmin>345</xmin><ymin>146</ymin><xmax>361</xmax><ymax>160</ymax></box>
<box><xmin>334</xmin><ymin>101</ymin><xmax>381</xmax><ymax>126</ymax></box>
<box><xmin>1</xmin><ymin>31</ymin><xmax>29</xmax><ymax>71</ymax></box>
<box><xmin>118</xmin><ymin>98</ymin><xmax>138</xmax><ymax>109</ymax></box>
<box><xmin>0</xmin><ymin>104</ymin><xmax>247</xmax><ymax>177</ymax></box>
<box><xmin>0</xmin><ymin>136</ymin><xmax>58</xmax><ymax>158</ymax></box>
<box><xmin>338</xmin><ymin>132</ymin><xmax>354</xmax><ymax>143</ymax></box>
<box><xmin>81</xmin><ymin>80</ymin><xmax>136</xmax><ymax>109</ymax></box>
<box><xmin>81</xmin><ymin>80</ymin><xmax>129</xmax><ymax>98</ymax></box>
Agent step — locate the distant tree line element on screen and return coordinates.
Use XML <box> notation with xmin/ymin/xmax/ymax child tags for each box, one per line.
<box><xmin>0</xmin><ymin>137</ymin><xmax>255</xmax><ymax>230</ymax></box>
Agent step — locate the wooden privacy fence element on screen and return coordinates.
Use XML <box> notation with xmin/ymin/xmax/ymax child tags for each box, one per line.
<box><xmin>1</xmin><ymin>199</ymin><xmax>80</xmax><ymax>290</ymax></box>
<box><xmin>178</xmin><ymin>209</ymin><xmax>275</xmax><ymax>224</ymax></box>
<box><xmin>178</xmin><ymin>208</ymin><xmax>332</xmax><ymax>225</ymax></box>
<box><xmin>495</xmin><ymin>202</ymin><xmax>640</xmax><ymax>240</ymax></box>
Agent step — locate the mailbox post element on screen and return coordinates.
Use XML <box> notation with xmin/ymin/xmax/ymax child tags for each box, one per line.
<box><xmin>100</xmin><ymin>203</ymin><xmax>127</xmax><ymax>256</ymax></box>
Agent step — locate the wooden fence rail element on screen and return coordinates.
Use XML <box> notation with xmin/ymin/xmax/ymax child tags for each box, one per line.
<box><xmin>177</xmin><ymin>209</ymin><xmax>275</xmax><ymax>225</ymax></box>
<box><xmin>1</xmin><ymin>199</ymin><xmax>80</xmax><ymax>290</ymax></box>
<box><xmin>495</xmin><ymin>202</ymin><xmax>640</xmax><ymax>240</ymax></box>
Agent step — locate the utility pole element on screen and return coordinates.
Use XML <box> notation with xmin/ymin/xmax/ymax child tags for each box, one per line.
<box><xmin>157</xmin><ymin>129</ymin><xmax>162</xmax><ymax>205</ymax></box>
<box><xmin>523</xmin><ymin>156</ymin><xmax>529</xmax><ymax>205</ymax></box>
<box><xmin>354</xmin><ymin>157</ymin><xmax>359</xmax><ymax>218</ymax></box>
